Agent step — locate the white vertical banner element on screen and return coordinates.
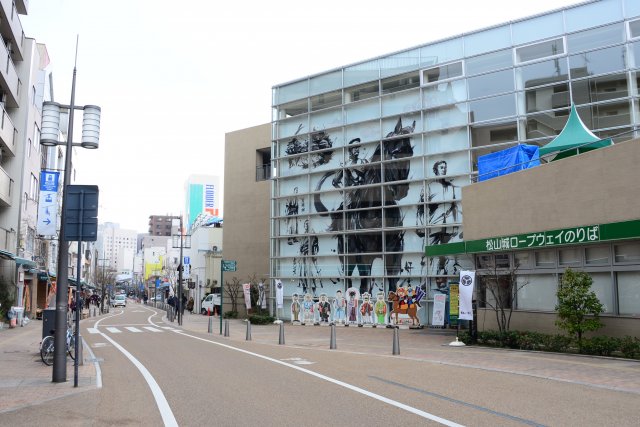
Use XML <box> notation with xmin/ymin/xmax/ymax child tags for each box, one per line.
<box><xmin>432</xmin><ymin>293</ymin><xmax>446</xmax><ymax>326</ymax></box>
<box><xmin>37</xmin><ymin>171</ymin><xmax>60</xmax><ymax>236</ymax></box>
<box><xmin>259</xmin><ymin>282</ymin><xmax>267</xmax><ymax>309</ymax></box>
<box><xmin>242</xmin><ymin>283</ymin><xmax>252</xmax><ymax>310</ymax></box>
<box><xmin>459</xmin><ymin>270</ymin><xmax>475</xmax><ymax>320</ymax></box>
<box><xmin>275</xmin><ymin>280</ymin><xmax>284</xmax><ymax>309</ymax></box>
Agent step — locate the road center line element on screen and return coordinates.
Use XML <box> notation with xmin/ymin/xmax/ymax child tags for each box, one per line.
<box><xmin>178</xmin><ymin>331</ymin><xmax>463</xmax><ymax>427</ymax></box>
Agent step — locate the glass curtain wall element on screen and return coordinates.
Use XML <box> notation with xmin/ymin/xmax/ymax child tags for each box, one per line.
<box><xmin>271</xmin><ymin>0</ymin><xmax>640</xmax><ymax>317</ymax></box>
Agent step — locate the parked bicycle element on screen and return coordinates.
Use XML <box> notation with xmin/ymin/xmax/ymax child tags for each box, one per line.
<box><xmin>40</xmin><ymin>325</ymin><xmax>76</xmax><ymax>366</ymax></box>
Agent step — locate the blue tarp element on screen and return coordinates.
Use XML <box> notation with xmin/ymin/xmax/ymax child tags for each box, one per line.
<box><xmin>478</xmin><ymin>144</ymin><xmax>540</xmax><ymax>182</ymax></box>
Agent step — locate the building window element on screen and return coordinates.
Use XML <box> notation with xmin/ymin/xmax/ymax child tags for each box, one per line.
<box><xmin>516</xmin><ymin>274</ymin><xmax>557</xmax><ymax>311</ymax></box>
<box><xmin>516</xmin><ymin>38</ymin><xmax>564</xmax><ymax>64</ymax></box>
<box><xmin>613</xmin><ymin>242</ymin><xmax>640</xmax><ymax>263</ymax></box>
<box><xmin>617</xmin><ymin>271</ymin><xmax>640</xmax><ymax>316</ymax></box>
<box><xmin>256</xmin><ymin>148</ymin><xmax>271</xmax><ymax>181</ymax></box>
<box><xmin>422</xmin><ymin>61</ymin><xmax>463</xmax><ymax>85</ymax></box>
<box><xmin>629</xmin><ymin>19</ymin><xmax>640</xmax><ymax>40</ymax></box>
<box><xmin>29</xmin><ymin>174</ymin><xmax>38</xmax><ymax>200</ymax></box>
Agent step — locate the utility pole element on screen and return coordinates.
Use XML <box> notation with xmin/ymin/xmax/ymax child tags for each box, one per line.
<box><xmin>172</xmin><ymin>216</ymin><xmax>190</xmax><ymax>326</ymax></box>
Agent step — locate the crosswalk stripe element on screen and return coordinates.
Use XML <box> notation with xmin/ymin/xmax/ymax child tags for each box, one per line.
<box><xmin>87</xmin><ymin>328</ymin><xmax>100</xmax><ymax>334</ymax></box>
<box><xmin>106</xmin><ymin>327</ymin><xmax>121</xmax><ymax>333</ymax></box>
<box><xmin>125</xmin><ymin>327</ymin><xmax>143</xmax><ymax>333</ymax></box>
<box><xmin>143</xmin><ymin>327</ymin><xmax>162</xmax><ymax>333</ymax></box>
<box><xmin>161</xmin><ymin>327</ymin><xmax>176</xmax><ymax>330</ymax></box>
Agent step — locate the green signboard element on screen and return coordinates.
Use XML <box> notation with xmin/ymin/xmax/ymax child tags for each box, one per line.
<box><xmin>426</xmin><ymin>219</ymin><xmax>640</xmax><ymax>257</ymax></box>
<box><xmin>222</xmin><ymin>260</ymin><xmax>237</xmax><ymax>272</ymax></box>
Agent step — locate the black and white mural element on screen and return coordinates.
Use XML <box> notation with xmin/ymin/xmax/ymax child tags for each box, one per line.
<box><xmin>276</xmin><ymin>115</ymin><xmax>469</xmax><ymax>300</ymax></box>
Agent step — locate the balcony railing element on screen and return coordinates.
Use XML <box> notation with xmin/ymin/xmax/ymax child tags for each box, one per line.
<box><xmin>256</xmin><ymin>163</ymin><xmax>272</xmax><ymax>181</ymax></box>
<box><xmin>0</xmin><ymin>166</ymin><xmax>11</xmax><ymax>206</ymax></box>
<box><xmin>0</xmin><ymin>107</ymin><xmax>16</xmax><ymax>156</ymax></box>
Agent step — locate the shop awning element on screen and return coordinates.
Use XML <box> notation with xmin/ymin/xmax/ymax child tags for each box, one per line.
<box><xmin>0</xmin><ymin>249</ymin><xmax>14</xmax><ymax>260</ymax></box>
<box><xmin>539</xmin><ymin>104</ymin><xmax>612</xmax><ymax>160</ymax></box>
<box><xmin>15</xmin><ymin>257</ymin><xmax>37</xmax><ymax>268</ymax></box>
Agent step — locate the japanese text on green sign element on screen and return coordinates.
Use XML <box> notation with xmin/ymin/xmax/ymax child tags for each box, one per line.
<box><xmin>484</xmin><ymin>225</ymin><xmax>600</xmax><ymax>252</ymax></box>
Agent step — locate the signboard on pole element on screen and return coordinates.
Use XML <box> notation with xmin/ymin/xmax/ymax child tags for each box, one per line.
<box><xmin>459</xmin><ymin>271</ymin><xmax>476</xmax><ymax>321</ymax></box>
<box><xmin>449</xmin><ymin>282</ymin><xmax>459</xmax><ymax>327</ymax></box>
<box><xmin>63</xmin><ymin>185</ymin><xmax>99</xmax><ymax>241</ymax></box>
<box><xmin>432</xmin><ymin>293</ymin><xmax>446</xmax><ymax>326</ymax></box>
<box><xmin>37</xmin><ymin>171</ymin><xmax>60</xmax><ymax>236</ymax></box>
<box><xmin>222</xmin><ymin>260</ymin><xmax>237</xmax><ymax>272</ymax></box>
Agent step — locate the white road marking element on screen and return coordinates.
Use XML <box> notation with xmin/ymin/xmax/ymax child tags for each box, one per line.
<box><xmin>161</xmin><ymin>327</ymin><xmax>176</xmax><ymax>330</ymax></box>
<box><xmin>93</xmin><ymin>314</ymin><xmax>177</xmax><ymax>426</ymax></box>
<box><xmin>180</xmin><ymin>331</ymin><xmax>462</xmax><ymax>427</ymax></box>
<box><xmin>143</xmin><ymin>327</ymin><xmax>162</xmax><ymax>333</ymax></box>
<box><xmin>106</xmin><ymin>327</ymin><xmax>121</xmax><ymax>333</ymax></box>
<box><xmin>87</xmin><ymin>328</ymin><xmax>100</xmax><ymax>334</ymax></box>
<box><xmin>125</xmin><ymin>327</ymin><xmax>143</xmax><ymax>333</ymax></box>
<box><xmin>92</xmin><ymin>343</ymin><xmax>108</xmax><ymax>348</ymax></box>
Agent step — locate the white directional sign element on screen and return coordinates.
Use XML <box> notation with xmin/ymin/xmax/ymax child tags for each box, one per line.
<box><xmin>37</xmin><ymin>171</ymin><xmax>60</xmax><ymax>236</ymax></box>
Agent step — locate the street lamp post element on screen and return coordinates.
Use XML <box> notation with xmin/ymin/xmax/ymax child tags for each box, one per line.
<box><xmin>172</xmin><ymin>217</ymin><xmax>191</xmax><ymax>326</ymax></box>
<box><xmin>40</xmin><ymin>58</ymin><xmax>102</xmax><ymax>383</ymax></box>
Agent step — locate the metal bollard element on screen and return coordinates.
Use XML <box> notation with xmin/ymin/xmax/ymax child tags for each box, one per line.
<box><xmin>392</xmin><ymin>326</ymin><xmax>400</xmax><ymax>355</ymax></box>
<box><xmin>246</xmin><ymin>321</ymin><xmax>252</xmax><ymax>341</ymax></box>
<box><xmin>208</xmin><ymin>316</ymin><xmax>213</xmax><ymax>334</ymax></box>
<box><xmin>330</xmin><ymin>323</ymin><xmax>337</xmax><ymax>350</ymax></box>
<box><xmin>224</xmin><ymin>319</ymin><xmax>230</xmax><ymax>337</ymax></box>
<box><xmin>278</xmin><ymin>322</ymin><xmax>285</xmax><ymax>345</ymax></box>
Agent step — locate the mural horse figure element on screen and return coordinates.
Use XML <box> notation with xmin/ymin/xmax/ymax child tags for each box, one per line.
<box><xmin>388</xmin><ymin>290</ymin><xmax>421</xmax><ymax>326</ymax></box>
<box><xmin>314</xmin><ymin>117</ymin><xmax>415</xmax><ymax>295</ymax></box>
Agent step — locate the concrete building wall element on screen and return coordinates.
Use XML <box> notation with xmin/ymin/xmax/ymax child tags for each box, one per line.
<box><xmin>223</xmin><ymin>123</ymin><xmax>271</xmax><ymax>314</ymax></box>
<box><xmin>462</xmin><ymin>139</ymin><xmax>640</xmax><ymax>240</ymax></box>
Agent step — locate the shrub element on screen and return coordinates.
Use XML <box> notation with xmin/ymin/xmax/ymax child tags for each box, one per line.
<box><xmin>248</xmin><ymin>314</ymin><xmax>275</xmax><ymax>325</ymax></box>
<box><xmin>541</xmin><ymin>334</ymin><xmax>574</xmax><ymax>353</ymax></box>
<box><xmin>619</xmin><ymin>336</ymin><xmax>640</xmax><ymax>359</ymax></box>
<box><xmin>478</xmin><ymin>330</ymin><xmax>503</xmax><ymax>347</ymax></box>
<box><xmin>458</xmin><ymin>331</ymin><xmax>472</xmax><ymax>345</ymax></box>
<box><xmin>224</xmin><ymin>310</ymin><xmax>238</xmax><ymax>319</ymax></box>
<box><xmin>516</xmin><ymin>331</ymin><xmax>545</xmax><ymax>351</ymax></box>
<box><xmin>581</xmin><ymin>336</ymin><xmax>620</xmax><ymax>357</ymax></box>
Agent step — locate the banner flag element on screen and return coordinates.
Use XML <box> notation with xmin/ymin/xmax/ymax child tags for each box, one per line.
<box><xmin>37</xmin><ymin>171</ymin><xmax>60</xmax><ymax>236</ymax></box>
<box><xmin>242</xmin><ymin>283</ymin><xmax>251</xmax><ymax>309</ymax></box>
<box><xmin>275</xmin><ymin>280</ymin><xmax>284</xmax><ymax>309</ymax></box>
<box><xmin>459</xmin><ymin>270</ymin><xmax>476</xmax><ymax>320</ymax></box>
<box><xmin>432</xmin><ymin>293</ymin><xmax>446</xmax><ymax>326</ymax></box>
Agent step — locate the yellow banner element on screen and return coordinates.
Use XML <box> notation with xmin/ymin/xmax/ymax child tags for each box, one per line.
<box><xmin>449</xmin><ymin>283</ymin><xmax>459</xmax><ymax>316</ymax></box>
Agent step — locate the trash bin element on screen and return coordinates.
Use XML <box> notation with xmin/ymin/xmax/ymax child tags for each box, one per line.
<box><xmin>42</xmin><ymin>308</ymin><xmax>56</xmax><ymax>339</ymax></box>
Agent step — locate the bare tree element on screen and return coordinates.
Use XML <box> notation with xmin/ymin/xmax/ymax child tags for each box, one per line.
<box><xmin>224</xmin><ymin>277</ymin><xmax>242</xmax><ymax>314</ymax></box>
<box><xmin>476</xmin><ymin>254</ymin><xmax>529</xmax><ymax>335</ymax></box>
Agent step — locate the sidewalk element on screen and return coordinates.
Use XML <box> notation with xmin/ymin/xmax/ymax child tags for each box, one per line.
<box><xmin>176</xmin><ymin>310</ymin><xmax>640</xmax><ymax>395</ymax></box>
<box><xmin>0</xmin><ymin>316</ymin><xmax>98</xmax><ymax>415</ymax></box>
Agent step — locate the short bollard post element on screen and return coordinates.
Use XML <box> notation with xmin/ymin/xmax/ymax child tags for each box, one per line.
<box><xmin>208</xmin><ymin>316</ymin><xmax>213</xmax><ymax>334</ymax></box>
<box><xmin>329</xmin><ymin>323</ymin><xmax>337</xmax><ymax>350</ymax></box>
<box><xmin>278</xmin><ymin>322</ymin><xmax>285</xmax><ymax>345</ymax></box>
<box><xmin>224</xmin><ymin>319</ymin><xmax>230</xmax><ymax>337</ymax></box>
<box><xmin>246</xmin><ymin>321</ymin><xmax>252</xmax><ymax>341</ymax></box>
<box><xmin>392</xmin><ymin>326</ymin><xmax>400</xmax><ymax>355</ymax></box>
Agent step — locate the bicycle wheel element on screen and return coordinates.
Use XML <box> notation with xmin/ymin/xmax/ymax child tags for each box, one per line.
<box><xmin>67</xmin><ymin>334</ymin><xmax>76</xmax><ymax>360</ymax></box>
<box><xmin>40</xmin><ymin>335</ymin><xmax>54</xmax><ymax>366</ymax></box>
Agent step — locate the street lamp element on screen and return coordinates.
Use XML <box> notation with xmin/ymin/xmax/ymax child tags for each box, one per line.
<box><xmin>40</xmin><ymin>63</ymin><xmax>102</xmax><ymax>383</ymax></box>
<box><xmin>172</xmin><ymin>216</ymin><xmax>191</xmax><ymax>326</ymax></box>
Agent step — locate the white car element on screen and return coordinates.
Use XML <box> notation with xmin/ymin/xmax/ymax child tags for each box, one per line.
<box><xmin>201</xmin><ymin>293</ymin><xmax>221</xmax><ymax>315</ymax></box>
<box><xmin>111</xmin><ymin>294</ymin><xmax>127</xmax><ymax>308</ymax></box>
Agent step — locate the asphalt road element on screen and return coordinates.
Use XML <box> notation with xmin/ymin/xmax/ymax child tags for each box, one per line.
<box><xmin>3</xmin><ymin>305</ymin><xmax>638</xmax><ymax>426</ymax></box>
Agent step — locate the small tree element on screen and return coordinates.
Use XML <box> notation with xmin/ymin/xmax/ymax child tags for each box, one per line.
<box><xmin>224</xmin><ymin>277</ymin><xmax>242</xmax><ymax>315</ymax></box>
<box><xmin>477</xmin><ymin>255</ymin><xmax>529</xmax><ymax>336</ymax></box>
<box><xmin>556</xmin><ymin>268</ymin><xmax>604</xmax><ymax>352</ymax></box>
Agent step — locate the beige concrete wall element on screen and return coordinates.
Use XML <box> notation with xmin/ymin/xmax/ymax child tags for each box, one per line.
<box><xmin>477</xmin><ymin>309</ymin><xmax>639</xmax><ymax>338</ymax></box>
<box><xmin>222</xmin><ymin>124</ymin><xmax>271</xmax><ymax>315</ymax></box>
<box><xmin>462</xmin><ymin>138</ymin><xmax>640</xmax><ymax>240</ymax></box>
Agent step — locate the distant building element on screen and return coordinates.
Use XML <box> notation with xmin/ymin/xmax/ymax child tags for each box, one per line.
<box><xmin>222</xmin><ymin>124</ymin><xmax>271</xmax><ymax>315</ymax></box>
<box><xmin>185</xmin><ymin>174</ymin><xmax>221</xmax><ymax>231</ymax></box>
<box><xmin>148</xmin><ymin>215</ymin><xmax>180</xmax><ymax>236</ymax></box>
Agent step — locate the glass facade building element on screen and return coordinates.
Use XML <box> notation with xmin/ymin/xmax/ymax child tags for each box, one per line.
<box><xmin>270</xmin><ymin>0</ymin><xmax>640</xmax><ymax>320</ymax></box>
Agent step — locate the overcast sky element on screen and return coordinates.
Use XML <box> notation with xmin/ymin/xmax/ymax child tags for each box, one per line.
<box><xmin>21</xmin><ymin>0</ymin><xmax>584</xmax><ymax>233</ymax></box>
